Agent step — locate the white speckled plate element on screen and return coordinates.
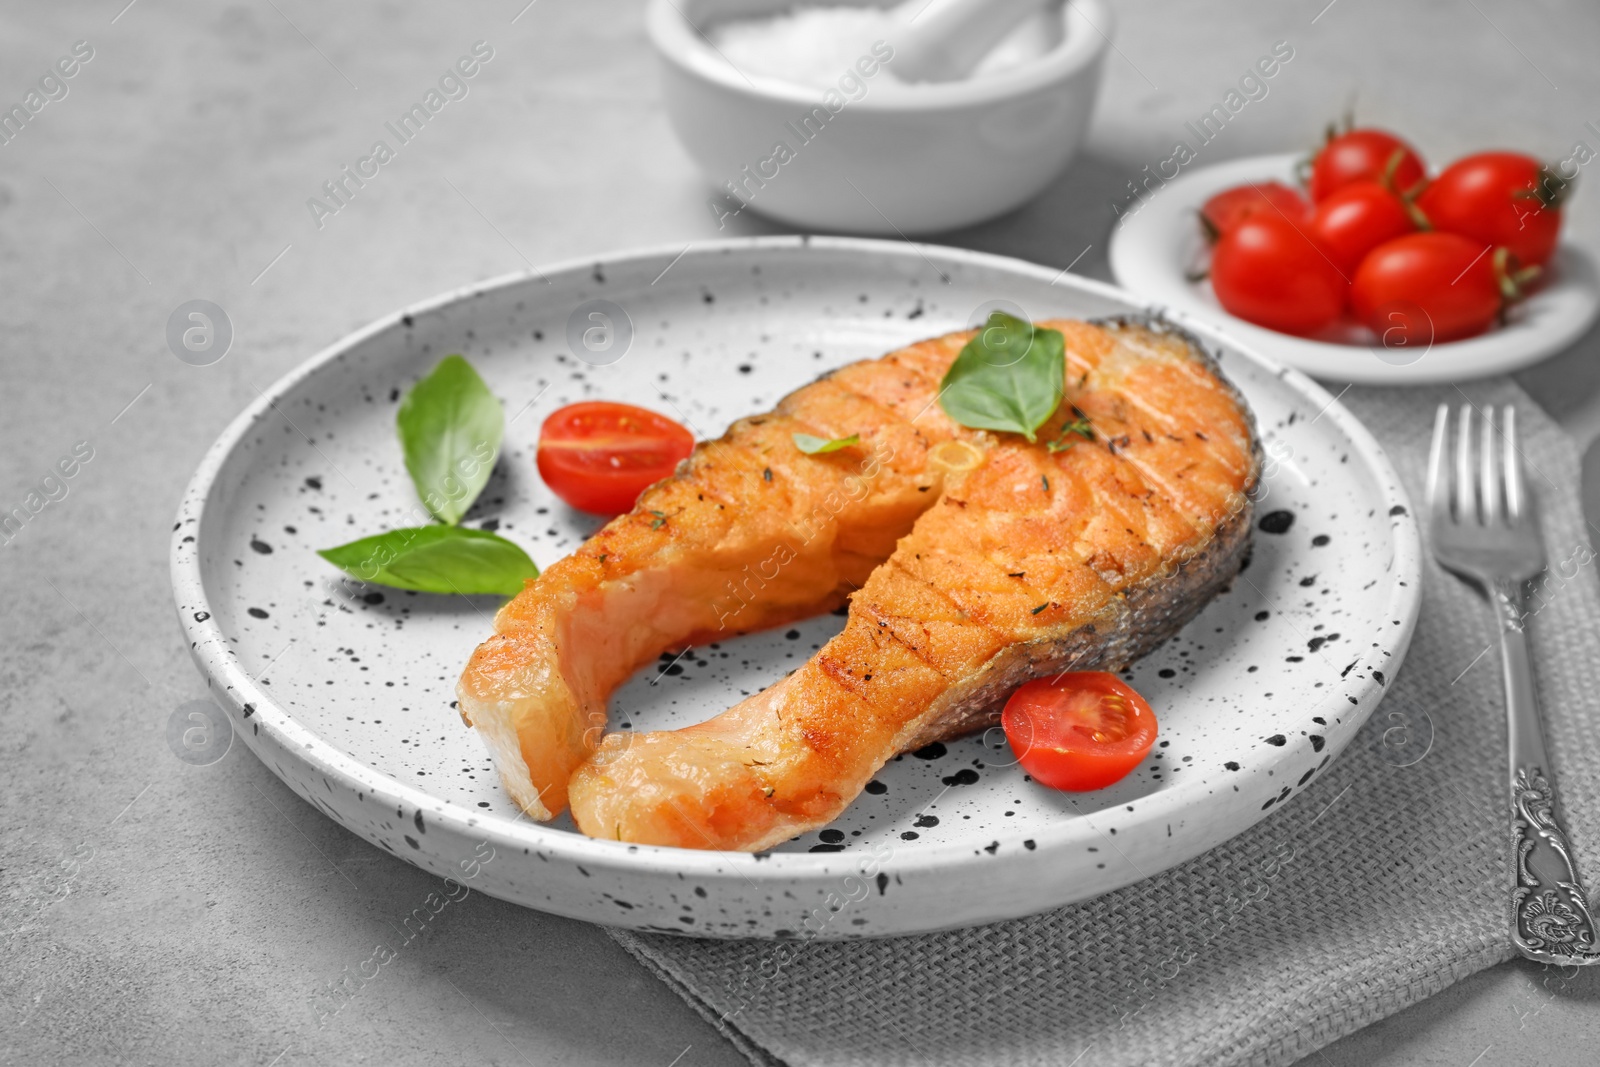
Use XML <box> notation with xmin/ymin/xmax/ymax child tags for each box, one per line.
<box><xmin>1109</xmin><ymin>153</ymin><xmax>1600</xmax><ymax>385</ymax></box>
<box><xmin>171</xmin><ymin>236</ymin><xmax>1421</xmax><ymax>939</ymax></box>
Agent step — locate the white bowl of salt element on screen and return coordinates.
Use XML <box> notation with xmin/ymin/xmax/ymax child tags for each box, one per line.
<box><xmin>648</xmin><ymin>0</ymin><xmax>1114</xmax><ymax>234</ymax></box>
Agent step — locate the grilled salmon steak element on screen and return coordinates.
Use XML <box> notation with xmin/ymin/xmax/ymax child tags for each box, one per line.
<box><xmin>458</xmin><ymin>318</ymin><xmax>1259</xmax><ymax>847</ymax></box>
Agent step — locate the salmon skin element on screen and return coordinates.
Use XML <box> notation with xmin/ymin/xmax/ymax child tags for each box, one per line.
<box><xmin>459</xmin><ymin>318</ymin><xmax>1260</xmax><ymax>848</ymax></box>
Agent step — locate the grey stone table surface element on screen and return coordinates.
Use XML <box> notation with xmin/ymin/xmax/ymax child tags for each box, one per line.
<box><xmin>3</xmin><ymin>1</ymin><xmax>1600</xmax><ymax>1064</ymax></box>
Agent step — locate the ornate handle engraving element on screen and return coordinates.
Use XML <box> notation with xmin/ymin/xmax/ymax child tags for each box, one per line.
<box><xmin>1511</xmin><ymin>766</ymin><xmax>1600</xmax><ymax>965</ymax></box>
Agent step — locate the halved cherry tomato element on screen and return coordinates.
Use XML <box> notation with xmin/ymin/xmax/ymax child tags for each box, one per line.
<box><xmin>1001</xmin><ymin>672</ymin><xmax>1158</xmax><ymax>792</ymax></box>
<box><xmin>1416</xmin><ymin>151</ymin><xmax>1566</xmax><ymax>267</ymax></box>
<box><xmin>537</xmin><ymin>401</ymin><xmax>694</xmax><ymax>516</ymax></box>
<box><xmin>1351</xmin><ymin>232</ymin><xmax>1534</xmax><ymax>345</ymax></box>
<box><xmin>1309</xmin><ymin>128</ymin><xmax>1427</xmax><ymax>201</ymax></box>
<box><xmin>1201</xmin><ymin>181</ymin><xmax>1310</xmax><ymax>238</ymax></box>
<box><xmin>1308</xmin><ymin>180</ymin><xmax>1419</xmax><ymax>276</ymax></box>
<box><xmin>1210</xmin><ymin>214</ymin><xmax>1347</xmax><ymax>335</ymax></box>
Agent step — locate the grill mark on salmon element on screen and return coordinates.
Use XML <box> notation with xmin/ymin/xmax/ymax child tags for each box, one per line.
<box><xmin>458</xmin><ymin>318</ymin><xmax>1259</xmax><ymax>845</ymax></box>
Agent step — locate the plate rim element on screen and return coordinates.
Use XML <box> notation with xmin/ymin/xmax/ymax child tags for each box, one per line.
<box><xmin>1107</xmin><ymin>151</ymin><xmax>1600</xmax><ymax>385</ymax></box>
<box><xmin>170</xmin><ymin>234</ymin><xmax>1423</xmax><ymax>886</ymax></box>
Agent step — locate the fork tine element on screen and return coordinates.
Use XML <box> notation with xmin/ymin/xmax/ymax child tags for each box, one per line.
<box><xmin>1456</xmin><ymin>403</ymin><xmax>1476</xmax><ymax>522</ymax></box>
<box><xmin>1427</xmin><ymin>403</ymin><xmax>1450</xmax><ymax>516</ymax></box>
<box><xmin>1504</xmin><ymin>405</ymin><xmax>1524</xmax><ymax>520</ymax></box>
<box><xmin>1481</xmin><ymin>405</ymin><xmax>1501</xmax><ymax>525</ymax></box>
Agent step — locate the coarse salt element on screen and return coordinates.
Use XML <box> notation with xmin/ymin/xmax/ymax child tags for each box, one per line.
<box><xmin>711</xmin><ymin>7</ymin><xmax>901</xmax><ymax>90</ymax></box>
<box><xmin>709</xmin><ymin>4</ymin><xmax>1057</xmax><ymax>91</ymax></box>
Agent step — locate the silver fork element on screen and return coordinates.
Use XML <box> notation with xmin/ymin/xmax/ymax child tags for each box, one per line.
<box><xmin>1428</xmin><ymin>402</ymin><xmax>1600</xmax><ymax>966</ymax></box>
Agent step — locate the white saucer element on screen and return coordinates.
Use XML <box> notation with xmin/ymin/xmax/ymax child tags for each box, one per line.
<box><xmin>1109</xmin><ymin>153</ymin><xmax>1600</xmax><ymax>385</ymax></box>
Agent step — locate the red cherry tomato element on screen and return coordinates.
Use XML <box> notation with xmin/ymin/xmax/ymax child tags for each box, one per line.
<box><xmin>1417</xmin><ymin>151</ymin><xmax>1566</xmax><ymax>267</ymax></box>
<box><xmin>1001</xmin><ymin>672</ymin><xmax>1158</xmax><ymax>792</ymax></box>
<box><xmin>1201</xmin><ymin>181</ymin><xmax>1310</xmax><ymax>238</ymax></box>
<box><xmin>1210</xmin><ymin>214</ymin><xmax>1347</xmax><ymax>335</ymax></box>
<box><xmin>1309</xmin><ymin>128</ymin><xmax>1427</xmax><ymax>201</ymax></box>
<box><xmin>536</xmin><ymin>402</ymin><xmax>694</xmax><ymax>516</ymax></box>
<box><xmin>1351</xmin><ymin>232</ymin><xmax>1519</xmax><ymax>344</ymax></box>
<box><xmin>1308</xmin><ymin>180</ymin><xmax>1419</xmax><ymax>276</ymax></box>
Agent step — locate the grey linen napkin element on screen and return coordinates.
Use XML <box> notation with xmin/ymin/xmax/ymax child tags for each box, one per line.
<box><xmin>609</xmin><ymin>379</ymin><xmax>1600</xmax><ymax>1067</ymax></box>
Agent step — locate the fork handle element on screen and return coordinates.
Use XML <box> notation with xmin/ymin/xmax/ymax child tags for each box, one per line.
<box><xmin>1495</xmin><ymin>578</ymin><xmax>1600</xmax><ymax>965</ymax></box>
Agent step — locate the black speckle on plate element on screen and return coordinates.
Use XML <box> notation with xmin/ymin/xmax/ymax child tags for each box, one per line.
<box><xmin>247</xmin><ymin>607</ymin><xmax>269</xmax><ymax>619</ymax></box>
<box><xmin>1258</xmin><ymin>510</ymin><xmax>1295</xmax><ymax>534</ymax></box>
<box><xmin>912</xmin><ymin>742</ymin><xmax>947</xmax><ymax>760</ymax></box>
<box><xmin>1264</xmin><ymin>734</ymin><xmax>1286</xmax><ymax>746</ymax></box>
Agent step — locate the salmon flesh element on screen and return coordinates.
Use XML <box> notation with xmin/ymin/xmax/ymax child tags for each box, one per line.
<box><xmin>457</xmin><ymin>318</ymin><xmax>1260</xmax><ymax>849</ymax></box>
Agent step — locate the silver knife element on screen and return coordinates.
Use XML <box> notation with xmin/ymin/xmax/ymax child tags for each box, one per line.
<box><xmin>1584</xmin><ymin>436</ymin><xmax>1600</xmax><ymax>549</ymax></box>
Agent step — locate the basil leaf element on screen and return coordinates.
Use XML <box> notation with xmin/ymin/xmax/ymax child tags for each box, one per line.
<box><xmin>1047</xmin><ymin>416</ymin><xmax>1096</xmax><ymax>452</ymax></box>
<box><xmin>938</xmin><ymin>313</ymin><xmax>1065</xmax><ymax>442</ymax></box>
<box><xmin>397</xmin><ymin>355</ymin><xmax>502</xmax><ymax>525</ymax></box>
<box><xmin>792</xmin><ymin>432</ymin><xmax>860</xmax><ymax>454</ymax></box>
<box><xmin>318</xmin><ymin>526</ymin><xmax>538</xmax><ymax>596</ymax></box>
